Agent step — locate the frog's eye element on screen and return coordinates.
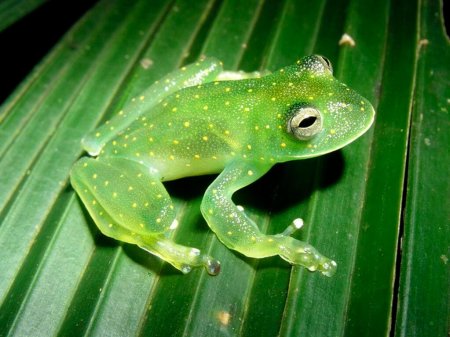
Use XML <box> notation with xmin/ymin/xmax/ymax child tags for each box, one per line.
<box><xmin>317</xmin><ymin>56</ymin><xmax>333</xmax><ymax>74</ymax></box>
<box><xmin>288</xmin><ymin>107</ymin><xmax>323</xmax><ymax>140</ymax></box>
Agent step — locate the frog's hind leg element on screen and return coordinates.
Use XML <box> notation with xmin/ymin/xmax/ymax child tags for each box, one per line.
<box><xmin>82</xmin><ymin>58</ymin><xmax>224</xmax><ymax>156</ymax></box>
<box><xmin>70</xmin><ymin>157</ymin><xmax>220</xmax><ymax>275</ymax></box>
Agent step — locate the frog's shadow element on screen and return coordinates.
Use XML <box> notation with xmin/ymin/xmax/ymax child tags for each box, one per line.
<box><xmin>79</xmin><ymin>150</ymin><xmax>344</xmax><ymax>276</ymax></box>
<box><xmin>166</xmin><ymin>150</ymin><xmax>344</xmax><ymax>217</ymax></box>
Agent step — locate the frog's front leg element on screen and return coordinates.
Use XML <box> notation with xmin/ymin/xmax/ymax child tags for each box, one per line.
<box><xmin>201</xmin><ymin>161</ymin><xmax>337</xmax><ymax>276</ymax></box>
<box><xmin>70</xmin><ymin>157</ymin><xmax>220</xmax><ymax>275</ymax></box>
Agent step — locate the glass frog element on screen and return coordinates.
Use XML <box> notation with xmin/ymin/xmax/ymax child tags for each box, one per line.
<box><xmin>71</xmin><ymin>55</ymin><xmax>375</xmax><ymax>277</ymax></box>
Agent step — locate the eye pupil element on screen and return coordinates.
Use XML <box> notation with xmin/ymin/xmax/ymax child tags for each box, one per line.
<box><xmin>288</xmin><ymin>106</ymin><xmax>323</xmax><ymax>140</ymax></box>
<box><xmin>298</xmin><ymin>116</ymin><xmax>317</xmax><ymax>128</ymax></box>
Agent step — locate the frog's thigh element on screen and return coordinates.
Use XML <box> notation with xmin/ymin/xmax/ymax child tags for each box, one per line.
<box><xmin>70</xmin><ymin>157</ymin><xmax>220</xmax><ymax>275</ymax></box>
<box><xmin>83</xmin><ymin>58</ymin><xmax>223</xmax><ymax>155</ymax></box>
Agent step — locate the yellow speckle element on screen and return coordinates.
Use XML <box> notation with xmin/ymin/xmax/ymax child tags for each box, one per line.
<box><xmin>265</xmin><ymin>125</ymin><xmax>270</xmax><ymax>129</ymax></box>
<box><xmin>281</xmin><ymin>143</ymin><xmax>287</xmax><ymax>148</ymax></box>
<box><xmin>268</xmin><ymin>238</ymin><xmax>274</xmax><ymax>242</ymax></box>
<box><xmin>214</xmin><ymin>81</ymin><xmax>219</xmax><ymax>85</ymax></box>
<box><xmin>308</xmin><ymin>96</ymin><xmax>314</xmax><ymax>100</ymax></box>
<box><xmin>208</xmin><ymin>123</ymin><xmax>214</xmax><ymax>128</ymax></box>
<box><xmin>227</xmin><ymin>231</ymin><xmax>233</xmax><ymax>235</ymax></box>
<box><xmin>112</xmin><ymin>192</ymin><xmax>118</xmax><ymax>198</ymax></box>
<box><xmin>108</xmin><ymin>223</ymin><xmax>113</xmax><ymax>228</ymax></box>
<box><xmin>92</xmin><ymin>174</ymin><xmax>98</xmax><ymax>179</ymax></box>
<box><xmin>172</xmin><ymin>107</ymin><xmax>177</xmax><ymax>112</ymax></box>
<box><xmin>157</xmin><ymin>194</ymin><xmax>162</xmax><ymax>199</ymax></box>
<box><xmin>247</xmin><ymin>88</ymin><xmax>253</xmax><ymax>93</ymax></box>
<box><xmin>132</xmin><ymin>203</ymin><xmax>137</xmax><ymax>208</ymax></box>
<box><xmin>95</xmin><ymin>132</ymin><xmax>101</xmax><ymax>137</ymax></box>
<box><xmin>225</xmin><ymin>87</ymin><xmax>231</xmax><ymax>92</ymax></box>
<box><xmin>169</xmin><ymin>155</ymin><xmax>175</xmax><ymax>160</ymax></box>
<box><xmin>181</xmin><ymin>66</ymin><xmax>186</xmax><ymax>71</ymax></box>
<box><xmin>244</xmin><ymin>107</ymin><xmax>250</xmax><ymax>112</ymax></box>
<box><xmin>247</xmin><ymin>170</ymin><xmax>253</xmax><ymax>176</ymax></box>
<box><xmin>83</xmin><ymin>162</ymin><xmax>88</xmax><ymax>167</ymax></box>
<box><xmin>328</xmin><ymin>92</ymin><xmax>333</xmax><ymax>96</ymax></box>
<box><xmin>224</xmin><ymin>130</ymin><xmax>230</xmax><ymax>135</ymax></box>
<box><xmin>288</xmin><ymin>82</ymin><xmax>293</xmax><ymax>87</ymax></box>
<box><xmin>247</xmin><ymin>144</ymin><xmax>252</xmax><ymax>150</ymax></box>
<box><xmin>148</xmin><ymin>137</ymin><xmax>153</xmax><ymax>142</ymax></box>
<box><xmin>128</xmin><ymin>186</ymin><xmax>133</xmax><ymax>191</ymax></box>
<box><xmin>140</xmin><ymin>95</ymin><xmax>145</xmax><ymax>101</ymax></box>
<box><xmin>271</xmin><ymin>97</ymin><xmax>276</xmax><ymax>101</ymax></box>
<box><xmin>173</xmin><ymin>140</ymin><xmax>179</xmax><ymax>145</ymax></box>
<box><xmin>202</xmin><ymin>136</ymin><xmax>208</xmax><ymax>141</ymax></box>
<box><xmin>104</xmin><ymin>180</ymin><xmax>109</xmax><ymax>186</ymax></box>
<box><xmin>203</xmin><ymin>105</ymin><xmax>208</xmax><ymax>110</ymax></box>
<box><xmin>175</xmin><ymin>94</ymin><xmax>180</xmax><ymax>98</ymax></box>
<box><xmin>254</xmin><ymin>125</ymin><xmax>259</xmax><ymax>130</ymax></box>
<box><xmin>208</xmin><ymin>209</ymin><xmax>214</xmax><ymax>214</ymax></box>
<box><xmin>212</xmin><ymin>155</ymin><xmax>217</xmax><ymax>160</ymax></box>
<box><xmin>194</xmin><ymin>94</ymin><xmax>200</xmax><ymax>99</ymax></box>
<box><xmin>156</xmin><ymin>218</ymin><xmax>161</xmax><ymax>223</ymax></box>
<box><xmin>137</xmin><ymin>173</ymin><xmax>142</xmax><ymax>178</ymax></box>
<box><xmin>118</xmin><ymin>110</ymin><xmax>124</xmax><ymax>115</ymax></box>
<box><xmin>139</xmin><ymin>223</ymin><xmax>144</xmax><ymax>228</ymax></box>
<box><xmin>277</xmin><ymin>113</ymin><xmax>282</xmax><ymax>119</ymax></box>
<box><xmin>360</xmin><ymin>107</ymin><xmax>365</xmax><ymax>111</ymax></box>
<box><xmin>225</xmin><ymin>101</ymin><xmax>230</xmax><ymax>106</ymax></box>
<box><xmin>149</xmin><ymin>151</ymin><xmax>155</xmax><ymax>156</ymax></box>
<box><xmin>99</xmin><ymin>211</ymin><xmax>103</xmax><ymax>216</ymax></box>
<box><xmin>144</xmin><ymin>202</ymin><xmax>149</xmax><ymax>207</ymax></box>
<box><xmin>361</xmin><ymin>100</ymin><xmax>365</xmax><ymax>105</ymax></box>
<box><xmin>109</xmin><ymin>126</ymin><xmax>115</xmax><ymax>131</ymax></box>
<box><xmin>112</xmin><ymin>140</ymin><xmax>117</xmax><ymax>146</ymax></box>
<box><xmin>194</xmin><ymin>154</ymin><xmax>200</xmax><ymax>159</ymax></box>
<box><xmin>163</xmin><ymin>102</ymin><xmax>168</xmax><ymax>107</ymax></box>
<box><xmin>92</xmin><ymin>200</ymin><xmax>96</xmax><ymax>205</ymax></box>
<box><xmin>330</xmin><ymin>129</ymin><xmax>336</xmax><ymax>134</ymax></box>
<box><xmin>184</xmin><ymin>121</ymin><xmax>190</xmax><ymax>127</ymax></box>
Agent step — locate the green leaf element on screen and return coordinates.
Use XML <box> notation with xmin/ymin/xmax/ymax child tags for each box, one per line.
<box><xmin>0</xmin><ymin>0</ymin><xmax>448</xmax><ymax>336</ymax></box>
<box><xmin>0</xmin><ymin>0</ymin><xmax>48</xmax><ymax>32</ymax></box>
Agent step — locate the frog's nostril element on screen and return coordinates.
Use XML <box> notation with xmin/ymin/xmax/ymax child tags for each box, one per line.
<box><xmin>298</xmin><ymin>116</ymin><xmax>317</xmax><ymax>128</ymax></box>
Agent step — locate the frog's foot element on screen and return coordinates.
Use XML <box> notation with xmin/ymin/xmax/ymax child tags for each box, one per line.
<box><xmin>138</xmin><ymin>236</ymin><xmax>220</xmax><ymax>275</ymax></box>
<box><xmin>274</xmin><ymin>218</ymin><xmax>337</xmax><ymax>277</ymax></box>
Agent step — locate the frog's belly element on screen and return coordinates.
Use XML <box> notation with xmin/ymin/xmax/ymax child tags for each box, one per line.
<box><xmin>151</xmin><ymin>157</ymin><xmax>227</xmax><ymax>181</ymax></box>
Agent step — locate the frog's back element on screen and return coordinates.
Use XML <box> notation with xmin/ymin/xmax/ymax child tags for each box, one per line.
<box><xmin>101</xmin><ymin>79</ymin><xmax>276</xmax><ymax>180</ymax></box>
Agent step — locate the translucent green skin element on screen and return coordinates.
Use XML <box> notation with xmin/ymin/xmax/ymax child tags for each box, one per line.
<box><xmin>71</xmin><ymin>56</ymin><xmax>375</xmax><ymax>276</ymax></box>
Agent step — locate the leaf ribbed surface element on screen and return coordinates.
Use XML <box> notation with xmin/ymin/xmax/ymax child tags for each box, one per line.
<box><xmin>0</xmin><ymin>0</ymin><xmax>448</xmax><ymax>336</ymax></box>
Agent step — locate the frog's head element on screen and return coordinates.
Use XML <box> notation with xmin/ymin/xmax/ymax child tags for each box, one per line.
<box><xmin>275</xmin><ymin>55</ymin><xmax>375</xmax><ymax>160</ymax></box>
